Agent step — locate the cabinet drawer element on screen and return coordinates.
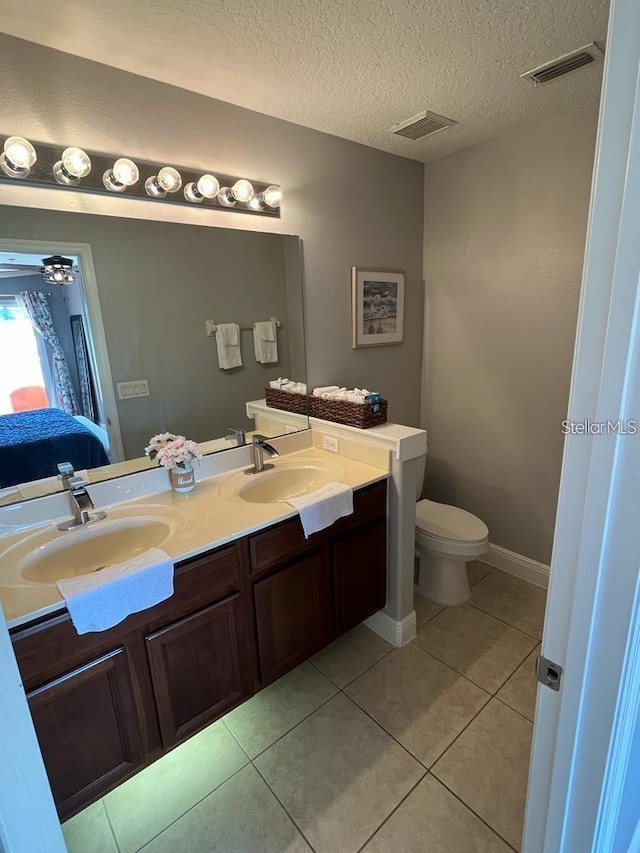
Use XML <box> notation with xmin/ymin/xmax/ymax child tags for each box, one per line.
<box><xmin>249</xmin><ymin>480</ymin><xmax>387</xmax><ymax>574</ymax></box>
<box><xmin>27</xmin><ymin>647</ymin><xmax>144</xmax><ymax>820</ymax></box>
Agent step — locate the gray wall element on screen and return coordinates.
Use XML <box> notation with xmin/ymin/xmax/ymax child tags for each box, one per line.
<box><xmin>0</xmin><ymin>207</ymin><xmax>297</xmax><ymax>458</ymax></box>
<box><xmin>0</xmin><ymin>34</ymin><xmax>424</xmax><ymax>427</ymax></box>
<box><xmin>422</xmin><ymin>105</ymin><xmax>598</xmax><ymax>564</ymax></box>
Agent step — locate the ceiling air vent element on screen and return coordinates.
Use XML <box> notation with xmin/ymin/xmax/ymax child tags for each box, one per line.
<box><xmin>521</xmin><ymin>42</ymin><xmax>603</xmax><ymax>85</ymax></box>
<box><xmin>389</xmin><ymin>110</ymin><xmax>457</xmax><ymax>141</ymax></box>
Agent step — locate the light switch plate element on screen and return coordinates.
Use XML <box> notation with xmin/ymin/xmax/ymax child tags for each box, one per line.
<box><xmin>117</xmin><ymin>380</ymin><xmax>150</xmax><ymax>400</ymax></box>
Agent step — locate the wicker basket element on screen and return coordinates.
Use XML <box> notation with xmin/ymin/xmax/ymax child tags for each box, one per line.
<box><xmin>264</xmin><ymin>387</ymin><xmax>310</xmax><ymax>415</ymax></box>
<box><xmin>310</xmin><ymin>396</ymin><xmax>388</xmax><ymax>429</ymax></box>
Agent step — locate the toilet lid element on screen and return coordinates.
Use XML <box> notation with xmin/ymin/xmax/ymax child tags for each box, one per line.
<box><xmin>416</xmin><ymin>499</ymin><xmax>488</xmax><ymax>542</ymax></box>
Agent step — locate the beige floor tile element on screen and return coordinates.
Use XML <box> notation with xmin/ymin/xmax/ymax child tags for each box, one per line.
<box><xmin>414</xmin><ymin>592</ymin><xmax>444</xmax><ymax>629</ymax></box>
<box><xmin>255</xmin><ymin>693</ymin><xmax>424</xmax><ymax>853</ymax></box>
<box><xmin>144</xmin><ymin>764</ymin><xmax>311</xmax><ymax>852</ymax></box>
<box><xmin>433</xmin><ymin>698</ymin><xmax>532</xmax><ymax>850</ymax></box>
<box><xmin>104</xmin><ymin>719</ymin><xmax>248</xmax><ymax>853</ymax></box>
<box><xmin>345</xmin><ymin>643</ymin><xmax>489</xmax><ymax>767</ymax></box>
<box><xmin>471</xmin><ymin>570</ymin><xmax>547</xmax><ymax>639</ymax></box>
<box><xmin>224</xmin><ymin>661</ymin><xmax>337</xmax><ymax>757</ymax></box>
<box><xmin>311</xmin><ymin>624</ymin><xmax>392</xmax><ymax>688</ymax></box>
<box><xmin>497</xmin><ymin>645</ymin><xmax>540</xmax><ymax>721</ymax></box>
<box><xmin>62</xmin><ymin>801</ymin><xmax>118</xmax><ymax>853</ymax></box>
<box><xmin>414</xmin><ymin>604</ymin><xmax>537</xmax><ymax>693</ymax></box>
<box><xmin>362</xmin><ymin>774</ymin><xmax>512</xmax><ymax>853</ymax></box>
<box><xmin>469</xmin><ymin>560</ymin><xmax>493</xmax><ymax>586</ymax></box>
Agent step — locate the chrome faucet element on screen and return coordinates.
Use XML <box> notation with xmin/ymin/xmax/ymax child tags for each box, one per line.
<box><xmin>57</xmin><ymin>462</ymin><xmax>76</xmax><ymax>490</ymax></box>
<box><xmin>225</xmin><ymin>427</ymin><xmax>246</xmax><ymax>447</ymax></box>
<box><xmin>58</xmin><ymin>475</ymin><xmax>106</xmax><ymax>531</ymax></box>
<box><xmin>247</xmin><ymin>434</ymin><xmax>279</xmax><ymax>474</ymax></box>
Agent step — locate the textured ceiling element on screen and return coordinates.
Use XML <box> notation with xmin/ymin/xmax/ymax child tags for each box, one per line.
<box><xmin>0</xmin><ymin>0</ymin><xmax>608</xmax><ymax>162</ymax></box>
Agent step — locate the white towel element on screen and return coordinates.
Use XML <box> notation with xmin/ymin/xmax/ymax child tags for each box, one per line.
<box><xmin>216</xmin><ymin>323</ymin><xmax>242</xmax><ymax>369</ymax></box>
<box><xmin>285</xmin><ymin>482</ymin><xmax>353</xmax><ymax>538</ymax></box>
<box><xmin>57</xmin><ymin>547</ymin><xmax>174</xmax><ymax>635</ymax></box>
<box><xmin>312</xmin><ymin>385</ymin><xmax>340</xmax><ymax>397</ymax></box>
<box><xmin>254</xmin><ymin>321</ymin><xmax>278</xmax><ymax>364</ymax></box>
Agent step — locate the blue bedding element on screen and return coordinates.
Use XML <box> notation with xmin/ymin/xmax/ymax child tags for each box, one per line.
<box><xmin>0</xmin><ymin>408</ymin><xmax>110</xmax><ymax>488</ymax></box>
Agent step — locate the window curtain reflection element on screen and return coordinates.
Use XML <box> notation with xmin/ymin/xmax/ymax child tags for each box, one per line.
<box><xmin>18</xmin><ymin>291</ymin><xmax>79</xmax><ymax>415</ymax></box>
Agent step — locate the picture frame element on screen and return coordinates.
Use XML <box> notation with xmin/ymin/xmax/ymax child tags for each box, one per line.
<box><xmin>352</xmin><ymin>267</ymin><xmax>405</xmax><ymax>348</ymax></box>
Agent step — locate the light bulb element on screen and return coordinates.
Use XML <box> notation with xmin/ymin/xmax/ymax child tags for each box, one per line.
<box><xmin>184</xmin><ymin>173</ymin><xmax>220</xmax><ymax>203</ymax></box>
<box><xmin>1</xmin><ymin>136</ymin><xmax>37</xmax><ymax>178</ymax></box>
<box><xmin>217</xmin><ymin>187</ymin><xmax>236</xmax><ymax>208</ymax></box>
<box><xmin>248</xmin><ymin>196</ymin><xmax>265</xmax><ymax>211</ymax></box>
<box><xmin>231</xmin><ymin>179</ymin><xmax>254</xmax><ymax>203</ymax></box>
<box><xmin>53</xmin><ymin>146</ymin><xmax>92</xmax><ymax>185</ymax></box>
<box><xmin>262</xmin><ymin>185</ymin><xmax>282</xmax><ymax>208</ymax></box>
<box><xmin>157</xmin><ymin>167</ymin><xmax>182</xmax><ymax>192</ymax></box>
<box><xmin>103</xmin><ymin>158</ymin><xmax>139</xmax><ymax>192</ymax></box>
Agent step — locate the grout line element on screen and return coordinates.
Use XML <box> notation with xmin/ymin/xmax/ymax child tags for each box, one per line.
<box><xmin>310</xmin><ymin>643</ymin><xmax>396</xmax><ymax>690</ymax></box>
<box><xmin>494</xmin><ymin>694</ymin><xmax>536</xmax><ymax>726</ymax></box>
<box><xmin>433</xmin><ymin>775</ymin><xmax>521</xmax><ymax>853</ymax></box>
<box><xmin>251</xmin><ymin>761</ymin><xmax>319</xmax><ymax>853</ymax></box>
<box><xmin>99</xmin><ymin>799</ymin><xmax>122</xmax><ymax>853</ymax></box>
<box><xmin>466</xmin><ymin>600</ymin><xmax>543</xmax><ymax>642</ymax></box>
<box><xmin>353</xmin><ymin>771</ymin><xmax>428</xmax><ymax>853</ymax></box>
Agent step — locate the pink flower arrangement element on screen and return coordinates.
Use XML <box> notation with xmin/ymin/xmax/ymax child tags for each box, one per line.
<box><xmin>145</xmin><ymin>432</ymin><xmax>201</xmax><ymax>470</ymax></box>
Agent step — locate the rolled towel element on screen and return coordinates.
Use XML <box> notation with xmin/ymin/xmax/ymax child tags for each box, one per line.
<box><xmin>216</xmin><ymin>323</ymin><xmax>242</xmax><ymax>370</ymax></box>
<box><xmin>57</xmin><ymin>548</ymin><xmax>174</xmax><ymax>635</ymax></box>
<box><xmin>285</xmin><ymin>482</ymin><xmax>354</xmax><ymax>538</ymax></box>
<box><xmin>313</xmin><ymin>385</ymin><xmax>340</xmax><ymax>397</ymax></box>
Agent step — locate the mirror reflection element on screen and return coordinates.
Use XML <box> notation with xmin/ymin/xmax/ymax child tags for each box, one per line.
<box><xmin>0</xmin><ymin>205</ymin><xmax>307</xmax><ymax>504</ymax></box>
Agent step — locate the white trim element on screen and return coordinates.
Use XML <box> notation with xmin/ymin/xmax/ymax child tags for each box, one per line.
<box><xmin>0</xmin><ymin>238</ymin><xmax>125</xmax><ymax>463</ymax></box>
<box><xmin>483</xmin><ymin>543</ymin><xmax>550</xmax><ymax>589</ymax></box>
<box><xmin>365</xmin><ymin>608</ymin><xmax>417</xmax><ymax>647</ymax></box>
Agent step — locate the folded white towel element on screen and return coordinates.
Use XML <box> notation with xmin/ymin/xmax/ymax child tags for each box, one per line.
<box><xmin>216</xmin><ymin>323</ymin><xmax>242</xmax><ymax>369</ymax></box>
<box><xmin>313</xmin><ymin>385</ymin><xmax>341</xmax><ymax>397</ymax></box>
<box><xmin>285</xmin><ymin>482</ymin><xmax>353</xmax><ymax>538</ymax></box>
<box><xmin>57</xmin><ymin>547</ymin><xmax>174</xmax><ymax>635</ymax></box>
<box><xmin>254</xmin><ymin>321</ymin><xmax>278</xmax><ymax>364</ymax></box>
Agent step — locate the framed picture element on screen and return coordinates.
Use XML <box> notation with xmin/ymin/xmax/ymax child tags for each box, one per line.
<box><xmin>352</xmin><ymin>267</ymin><xmax>405</xmax><ymax>348</ymax></box>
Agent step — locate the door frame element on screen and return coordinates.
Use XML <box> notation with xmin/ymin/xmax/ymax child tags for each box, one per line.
<box><xmin>523</xmin><ymin>0</ymin><xmax>640</xmax><ymax>847</ymax></box>
<box><xmin>0</xmin><ymin>237</ymin><xmax>125</xmax><ymax>462</ymax></box>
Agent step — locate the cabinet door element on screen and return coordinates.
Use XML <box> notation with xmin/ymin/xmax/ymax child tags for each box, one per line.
<box><xmin>145</xmin><ymin>593</ymin><xmax>251</xmax><ymax>748</ymax></box>
<box><xmin>27</xmin><ymin>647</ymin><xmax>144</xmax><ymax>820</ymax></box>
<box><xmin>334</xmin><ymin>518</ymin><xmax>387</xmax><ymax>636</ymax></box>
<box><xmin>253</xmin><ymin>549</ymin><xmax>333</xmax><ymax>685</ymax></box>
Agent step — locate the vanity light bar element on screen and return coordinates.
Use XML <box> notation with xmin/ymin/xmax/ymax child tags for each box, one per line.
<box><xmin>0</xmin><ymin>136</ymin><xmax>282</xmax><ymax>218</ymax></box>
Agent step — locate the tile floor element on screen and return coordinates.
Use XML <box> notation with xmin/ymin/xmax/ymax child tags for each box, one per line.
<box><xmin>63</xmin><ymin>563</ymin><xmax>545</xmax><ymax>853</ymax></box>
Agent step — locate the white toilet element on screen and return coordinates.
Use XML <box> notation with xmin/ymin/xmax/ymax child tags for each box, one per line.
<box><xmin>414</xmin><ymin>457</ymin><xmax>489</xmax><ymax>606</ymax></box>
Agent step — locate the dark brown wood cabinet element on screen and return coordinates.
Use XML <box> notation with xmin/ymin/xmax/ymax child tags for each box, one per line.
<box><xmin>11</xmin><ymin>478</ymin><xmax>387</xmax><ymax>821</ymax></box>
<box><xmin>254</xmin><ymin>549</ymin><xmax>332</xmax><ymax>684</ymax></box>
<box><xmin>26</xmin><ymin>647</ymin><xmax>144</xmax><ymax>818</ymax></box>
<box><xmin>146</xmin><ymin>593</ymin><xmax>251</xmax><ymax>747</ymax></box>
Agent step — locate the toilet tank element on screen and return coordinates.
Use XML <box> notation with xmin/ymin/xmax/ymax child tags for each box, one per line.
<box><xmin>416</xmin><ymin>453</ymin><xmax>426</xmax><ymax>501</ymax></box>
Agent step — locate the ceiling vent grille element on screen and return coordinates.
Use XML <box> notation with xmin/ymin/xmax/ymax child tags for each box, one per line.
<box><xmin>521</xmin><ymin>42</ymin><xmax>603</xmax><ymax>85</ymax></box>
<box><xmin>389</xmin><ymin>110</ymin><xmax>457</xmax><ymax>141</ymax></box>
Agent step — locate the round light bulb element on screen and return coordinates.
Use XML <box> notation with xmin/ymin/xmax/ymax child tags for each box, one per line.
<box><xmin>217</xmin><ymin>187</ymin><xmax>236</xmax><ymax>208</ymax></box>
<box><xmin>1</xmin><ymin>136</ymin><xmax>37</xmax><ymax>178</ymax></box>
<box><xmin>112</xmin><ymin>158</ymin><xmax>139</xmax><ymax>186</ymax></box>
<box><xmin>196</xmin><ymin>174</ymin><xmax>219</xmax><ymax>198</ymax></box>
<box><xmin>231</xmin><ymin>179</ymin><xmax>254</xmax><ymax>203</ymax></box>
<box><xmin>248</xmin><ymin>196</ymin><xmax>265</xmax><ymax>211</ymax></box>
<box><xmin>157</xmin><ymin>166</ymin><xmax>182</xmax><ymax>192</ymax></box>
<box><xmin>61</xmin><ymin>147</ymin><xmax>91</xmax><ymax>178</ymax></box>
<box><xmin>262</xmin><ymin>185</ymin><xmax>282</xmax><ymax>208</ymax></box>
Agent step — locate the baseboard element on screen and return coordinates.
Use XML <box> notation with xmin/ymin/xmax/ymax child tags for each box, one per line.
<box><xmin>365</xmin><ymin>609</ymin><xmax>417</xmax><ymax>647</ymax></box>
<box><xmin>484</xmin><ymin>543</ymin><xmax>550</xmax><ymax>590</ymax></box>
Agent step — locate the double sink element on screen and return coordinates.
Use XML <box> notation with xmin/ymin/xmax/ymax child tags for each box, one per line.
<box><xmin>1</xmin><ymin>456</ymin><xmax>344</xmax><ymax>588</ymax></box>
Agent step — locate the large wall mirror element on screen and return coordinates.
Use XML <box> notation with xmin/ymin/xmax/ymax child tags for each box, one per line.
<box><xmin>0</xmin><ymin>204</ymin><xmax>307</xmax><ymax>504</ymax></box>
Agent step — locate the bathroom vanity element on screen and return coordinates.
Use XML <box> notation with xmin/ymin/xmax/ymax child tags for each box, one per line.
<box><xmin>8</xmin><ymin>478</ymin><xmax>387</xmax><ymax>821</ymax></box>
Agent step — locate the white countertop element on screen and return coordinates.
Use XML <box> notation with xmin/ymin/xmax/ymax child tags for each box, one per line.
<box><xmin>0</xmin><ymin>445</ymin><xmax>389</xmax><ymax>630</ymax></box>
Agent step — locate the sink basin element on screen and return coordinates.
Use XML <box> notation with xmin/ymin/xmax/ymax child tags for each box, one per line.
<box><xmin>219</xmin><ymin>457</ymin><xmax>344</xmax><ymax>504</ymax></box>
<box><xmin>1</xmin><ymin>504</ymin><xmax>185</xmax><ymax>587</ymax></box>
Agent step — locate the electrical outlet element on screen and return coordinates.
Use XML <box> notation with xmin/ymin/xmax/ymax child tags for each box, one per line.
<box><xmin>323</xmin><ymin>435</ymin><xmax>339</xmax><ymax>453</ymax></box>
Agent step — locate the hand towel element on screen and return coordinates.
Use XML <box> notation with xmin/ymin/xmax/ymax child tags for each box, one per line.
<box><xmin>216</xmin><ymin>323</ymin><xmax>242</xmax><ymax>369</ymax></box>
<box><xmin>312</xmin><ymin>385</ymin><xmax>340</xmax><ymax>397</ymax></box>
<box><xmin>285</xmin><ymin>482</ymin><xmax>353</xmax><ymax>538</ymax></box>
<box><xmin>57</xmin><ymin>547</ymin><xmax>174</xmax><ymax>635</ymax></box>
<box><xmin>254</xmin><ymin>321</ymin><xmax>278</xmax><ymax>364</ymax></box>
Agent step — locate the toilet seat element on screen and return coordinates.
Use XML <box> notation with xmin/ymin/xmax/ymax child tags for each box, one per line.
<box><xmin>416</xmin><ymin>499</ymin><xmax>488</xmax><ymax>544</ymax></box>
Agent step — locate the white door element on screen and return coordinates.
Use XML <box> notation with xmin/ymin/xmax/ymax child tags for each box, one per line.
<box><xmin>523</xmin><ymin>0</ymin><xmax>640</xmax><ymax>848</ymax></box>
